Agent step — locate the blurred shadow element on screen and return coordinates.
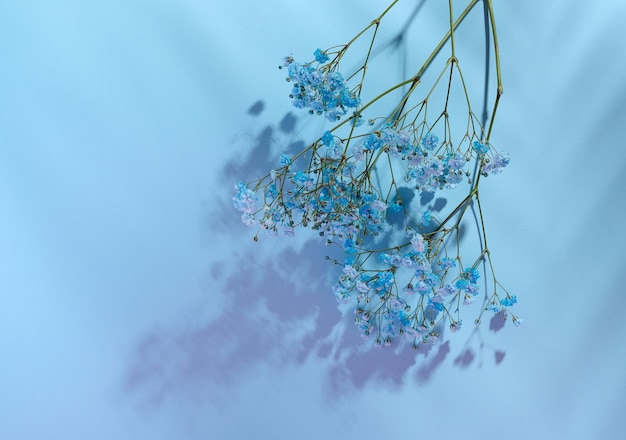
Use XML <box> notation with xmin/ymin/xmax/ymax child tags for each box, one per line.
<box><xmin>124</xmin><ymin>103</ymin><xmax>456</xmax><ymax>406</ymax></box>
<box><xmin>489</xmin><ymin>311</ymin><xmax>507</xmax><ymax>332</ymax></box>
<box><xmin>279</xmin><ymin>112</ymin><xmax>297</xmax><ymax>133</ymax></box>
<box><xmin>453</xmin><ymin>347</ymin><xmax>475</xmax><ymax>368</ymax></box>
<box><xmin>124</xmin><ymin>97</ymin><xmax>509</xmax><ymax>410</ymax></box>
<box><xmin>451</xmin><ymin>326</ymin><xmax>506</xmax><ymax>371</ymax></box>
<box><xmin>416</xmin><ymin>341</ymin><xmax>450</xmax><ymax>383</ymax></box>
<box><xmin>248</xmin><ymin>100</ymin><xmax>265</xmax><ymax>116</ymax></box>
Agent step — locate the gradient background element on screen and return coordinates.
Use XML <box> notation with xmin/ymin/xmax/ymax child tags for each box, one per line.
<box><xmin>2</xmin><ymin>1</ymin><xmax>625</xmax><ymax>439</ymax></box>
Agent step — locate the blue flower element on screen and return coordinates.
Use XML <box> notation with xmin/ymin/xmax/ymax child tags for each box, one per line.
<box><xmin>343</xmin><ymin>238</ymin><xmax>357</xmax><ymax>254</ymax></box>
<box><xmin>446</xmin><ymin>153</ymin><xmax>466</xmax><ymax>171</ymax></box>
<box><xmin>321</xmin><ymin>130</ymin><xmax>341</xmax><ymax>158</ymax></box>
<box><xmin>455</xmin><ymin>278</ymin><xmax>469</xmax><ymax>291</ymax></box>
<box><xmin>376</xmin><ymin>271</ymin><xmax>395</xmax><ymax>289</ymax></box>
<box><xmin>437</xmin><ymin>284</ymin><xmax>455</xmax><ymax>297</ymax></box>
<box><xmin>482</xmin><ymin>152</ymin><xmax>510</xmax><ymax>175</ymax></box>
<box><xmin>422</xmin><ymin>210</ymin><xmax>431</xmax><ymax>227</ymax></box>
<box><xmin>500</xmin><ymin>295</ymin><xmax>517</xmax><ymax>307</ymax></box>
<box><xmin>410</xmin><ymin>233</ymin><xmax>427</xmax><ymax>253</ymax></box>
<box><xmin>333</xmin><ymin>285</ymin><xmax>351</xmax><ymax>304</ymax></box>
<box><xmin>440</xmin><ymin>257</ymin><xmax>456</xmax><ymax>270</ymax></box>
<box><xmin>314</xmin><ymin>48</ymin><xmax>329</xmax><ymax>64</ymax></box>
<box><xmin>293</xmin><ymin>170</ymin><xmax>315</xmax><ymax>189</ymax></box>
<box><xmin>321</xmin><ymin>130</ymin><xmax>334</xmax><ymax>146</ymax></box>
<box><xmin>363</xmin><ymin>133</ymin><xmax>383</xmax><ymax>151</ymax></box>
<box><xmin>473</xmin><ymin>140</ymin><xmax>489</xmax><ymax>155</ymax></box>
<box><xmin>233</xmin><ymin>182</ymin><xmax>257</xmax><ymax>214</ymax></box>
<box><xmin>279</xmin><ymin>154</ymin><xmax>292</xmax><ymax>166</ymax></box>
<box><xmin>284</xmin><ymin>56</ymin><xmax>359</xmax><ymax>121</ymax></box>
<box><xmin>466</xmin><ymin>268</ymin><xmax>480</xmax><ymax>283</ymax></box>
<box><xmin>265</xmin><ymin>182</ymin><xmax>278</xmax><ymax>200</ymax></box>
<box><xmin>421</xmin><ymin>132</ymin><xmax>439</xmax><ymax>150</ymax></box>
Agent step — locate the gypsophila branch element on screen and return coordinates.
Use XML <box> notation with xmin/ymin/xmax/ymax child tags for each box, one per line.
<box><xmin>232</xmin><ymin>0</ymin><xmax>521</xmax><ymax>348</ymax></box>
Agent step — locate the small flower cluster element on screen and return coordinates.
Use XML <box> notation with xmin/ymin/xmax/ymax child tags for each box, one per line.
<box><xmin>233</xmin><ymin>182</ymin><xmax>257</xmax><ymax>226</ymax></box>
<box><xmin>360</xmin><ymin>128</ymin><xmax>469</xmax><ymax>191</ymax></box>
<box><xmin>233</xmin><ymin>1</ymin><xmax>520</xmax><ymax>348</ymax></box>
<box><xmin>233</xmin><ymin>143</ymin><xmax>388</xmax><ymax>240</ymax></box>
<box><xmin>281</xmin><ymin>50</ymin><xmax>360</xmax><ymax>122</ymax></box>
<box><xmin>340</xmin><ymin>233</ymin><xmax>483</xmax><ymax>344</ymax></box>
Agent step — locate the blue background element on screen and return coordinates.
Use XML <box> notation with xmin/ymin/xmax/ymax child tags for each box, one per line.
<box><xmin>1</xmin><ymin>1</ymin><xmax>625</xmax><ymax>439</ymax></box>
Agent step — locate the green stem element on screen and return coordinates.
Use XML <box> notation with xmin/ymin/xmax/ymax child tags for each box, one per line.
<box><xmin>343</xmin><ymin>0</ymin><xmax>399</xmax><ymax>49</ymax></box>
<box><xmin>394</xmin><ymin>0</ymin><xmax>481</xmax><ymax>120</ymax></box>
<box><xmin>484</xmin><ymin>0</ymin><xmax>503</xmax><ymax>142</ymax></box>
<box><xmin>449</xmin><ymin>0</ymin><xmax>456</xmax><ymax>58</ymax></box>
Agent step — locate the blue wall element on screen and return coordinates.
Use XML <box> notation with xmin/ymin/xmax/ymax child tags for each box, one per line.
<box><xmin>1</xmin><ymin>1</ymin><xmax>625</xmax><ymax>439</ymax></box>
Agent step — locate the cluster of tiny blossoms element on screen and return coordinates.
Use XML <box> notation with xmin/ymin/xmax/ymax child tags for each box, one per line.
<box><xmin>234</xmin><ymin>2</ymin><xmax>520</xmax><ymax>348</ymax></box>
<box><xmin>281</xmin><ymin>49</ymin><xmax>360</xmax><ymax>122</ymax></box>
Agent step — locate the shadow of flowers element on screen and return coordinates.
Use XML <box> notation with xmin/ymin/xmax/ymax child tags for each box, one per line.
<box><xmin>123</xmin><ymin>101</ymin><xmax>509</xmax><ymax>409</ymax></box>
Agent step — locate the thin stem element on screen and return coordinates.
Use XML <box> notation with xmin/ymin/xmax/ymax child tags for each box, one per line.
<box><xmin>449</xmin><ymin>0</ymin><xmax>456</xmax><ymax>58</ymax></box>
<box><xmin>484</xmin><ymin>0</ymin><xmax>503</xmax><ymax>142</ymax></box>
<box><xmin>394</xmin><ymin>0</ymin><xmax>481</xmax><ymax>120</ymax></box>
<box><xmin>343</xmin><ymin>0</ymin><xmax>399</xmax><ymax>50</ymax></box>
<box><xmin>481</xmin><ymin>0</ymin><xmax>491</xmax><ymax>129</ymax></box>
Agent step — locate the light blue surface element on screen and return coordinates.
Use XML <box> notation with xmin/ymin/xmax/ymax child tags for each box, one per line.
<box><xmin>1</xmin><ymin>1</ymin><xmax>625</xmax><ymax>439</ymax></box>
